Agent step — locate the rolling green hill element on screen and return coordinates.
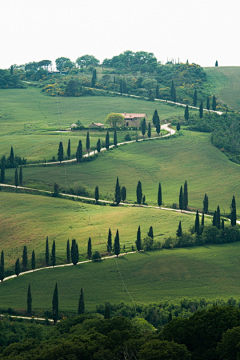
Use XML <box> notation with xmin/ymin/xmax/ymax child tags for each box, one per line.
<box><xmin>204</xmin><ymin>66</ymin><xmax>240</xmax><ymax>111</ymax></box>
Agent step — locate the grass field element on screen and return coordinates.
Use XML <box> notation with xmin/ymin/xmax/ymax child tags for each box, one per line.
<box><xmin>1</xmin><ymin>242</ymin><xmax>240</xmax><ymax>312</ymax></box>
<box><xmin>0</xmin><ymin>191</ymin><xmax>212</xmax><ymax>270</ymax></box>
<box><xmin>204</xmin><ymin>66</ymin><xmax>240</xmax><ymax>111</ymax></box>
<box><xmin>6</xmin><ymin>130</ymin><xmax>239</xmax><ymax>213</ymax></box>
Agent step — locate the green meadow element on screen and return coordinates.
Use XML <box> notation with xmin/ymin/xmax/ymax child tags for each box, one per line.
<box><xmin>204</xmin><ymin>66</ymin><xmax>240</xmax><ymax>110</ymax></box>
<box><xmin>1</xmin><ymin>243</ymin><xmax>240</xmax><ymax>312</ymax></box>
<box><xmin>0</xmin><ymin>192</ymin><xmax>212</xmax><ymax>270</ymax></box>
<box><xmin>5</xmin><ymin>130</ymin><xmax>239</xmax><ymax>214</ymax></box>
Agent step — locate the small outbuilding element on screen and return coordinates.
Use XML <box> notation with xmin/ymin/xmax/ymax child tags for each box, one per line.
<box><xmin>89</xmin><ymin>122</ymin><xmax>105</xmax><ymax>129</ymax></box>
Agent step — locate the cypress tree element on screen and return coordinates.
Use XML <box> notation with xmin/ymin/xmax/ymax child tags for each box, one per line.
<box><xmin>0</xmin><ymin>265</ymin><xmax>4</xmax><ymax>282</ymax></box>
<box><xmin>141</xmin><ymin>118</ymin><xmax>146</xmax><ymax>137</ymax></box>
<box><xmin>212</xmin><ymin>95</ymin><xmax>217</xmax><ymax>111</ymax></box>
<box><xmin>15</xmin><ymin>258</ymin><xmax>20</xmax><ymax>276</ymax></box>
<box><xmin>107</xmin><ymin>229</ymin><xmax>112</xmax><ymax>253</ymax></box>
<box><xmin>78</xmin><ymin>288</ymin><xmax>85</xmax><ymax>314</ymax></box>
<box><xmin>1</xmin><ymin>156</ymin><xmax>5</xmax><ymax>183</ymax></box>
<box><xmin>222</xmin><ymin>219</ymin><xmax>225</xmax><ymax>230</ymax></box>
<box><xmin>177</xmin><ymin>122</ymin><xmax>180</xmax><ymax>131</ymax></box>
<box><xmin>212</xmin><ymin>211</ymin><xmax>217</xmax><ymax>226</ymax></box>
<box><xmin>199</xmin><ymin>101</ymin><xmax>203</xmax><ymax>118</ymax></box>
<box><xmin>66</xmin><ymin>239</ymin><xmax>70</xmax><ymax>263</ymax></box>
<box><xmin>22</xmin><ymin>245</ymin><xmax>28</xmax><ymax>270</ymax></box>
<box><xmin>183</xmin><ymin>181</ymin><xmax>188</xmax><ymax>210</ymax></box>
<box><xmin>52</xmin><ymin>282</ymin><xmax>58</xmax><ymax>323</ymax></box>
<box><xmin>71</xmin><ymin>239</ymin><xmax>79</xmax><ymax>265</ymax></box>
<box><xmin>1</xmin><ymin>250</ymin><xmax>4</xmax><ymax>269</ymax></box>
<box><xmin>179</xmin><ymin>186</ymin><xmax>183</xmax><ymax>211</ymax></box>
<box><xmin>156</xmin><ymin>83</ymin><xmax>159</xmax><ymax>98</ymax></box>
<box><xmin>155</xmin><ymin>115</ymin><xmax>160</xmax><ymax>135</ymax></box>
<box><xmin>114</xmin><ymin>129</ymin><xmax>117</xmax><ymax>146</ymax></box>
<box><xmin>136</xmin><ymin>226</ymin><xmax>141</xmax><ymax>251</ymax></box>
<box><xmin>207</xmin><ymin>97</ymin><xmax>210</xmax><ymax>110</ymax></box>
<box><xmin>193</xmin><ymin>90</ymin><xmax>197</xmax><ymax>106</ymax></box>
<box><xmin>195</xmin><ymin>210</ymin><xmax>200</xmax><ymax>234</ymax></box>
<box><xmin>51</xmin><ymin>240</ymin><xmax>56</xmax><ymax>266</ymax></box>
<box><xmin>231</xmin><ymin>195</ymin><xmax>237</xmax><ymax>226</ymax></box>
<box><xmin>158</xmin><ymin>183</ymin><xmax>162</xmax><ymax>207</ymax></box>
<box><xmin>148</xmin><ymin>226</ymin><xmax>154</xmax><ymax>239</ymax></box>
<box><xmin>136</xmin><ymin>180</ymin><xmax>142</xmax><ymax>205</ymax></box>
<box><xmin>147</xmin><ymin>122</ymin><xmax>151</xmax><ymax>138</ymax></box>
<box><xmin>57</xmin><ymin>141</ymin><xmax>64</xmax><ymax>163</ymax></box>
<box><xmin>15</xmin><ymin>167</ymin><xmax>18</xmax><ymax>187</ymax></box>
<box><xmin>87</xmin><ymin>237</ymin><xmax>92</xmax><ymax>259</ymax></box>
<box><xmin>114</xmin><ymin>230</ymin><xmax>120</xmax><ymax>257</ymax></box>
<box><xmin>121</xmin><ymin>186</ymin><xmax>126</xmax><ymax>202</ymax></box>
<box><xmin>97</xmin><ymin>139</ymin><xmax>101</xmax><ymax>153</ymax></box>
<box><xmin>216</xmin><ymin>205</ymin><xmax>221</xmax><ymax>229</ymax></box>
<box><xmin>105</xmin><ymin>131</ymin><xmax>110</xmax><ymax>150</ymax></box>
<box><xmin>203</xmin><ymin>194</ymin><xmax>209</xmax><ymax>214</ymax></box>
<box><xmin>45</xmin><ymin>236</ymin><xmax>49</xmax><ymax>265</ymax></box>
<box><xmin>76</xmin><ymin>140</ymin><xmax>82</xmax><ymax>162</ymax></box>
<box><xmin>176</xmin><ymin>221</ymin><xmax>182</xmax><ymax>237</ymax></box>
<box><xmin>91</xmin><ymin>69</ymin><xmax>96</xmax><ymax>87</ymax></box>
<box><xmin>31</xmin><ymin>250</ymin><xmax>35</xmax><ymax>270</ymax></box>
<box><xmin>215</xmin><ymin>60</ymin><xmax>218</xmax><ymax>67</ymax></box>
<box><xmin>67</xmin><ymin>139</ymin><xmax>71</xmax><ymax>159</ymax></box>
<box><xmin>115</xmin><ymin>177</ymin><xmax>121</xmax><ymax>205</ymax></box>
<box><xmin>10</xmin><ymin>146</ymin><xmax>14</xmax><ymax>165</ymax></box>
<box><xmin>184</xmin><ymin>105</ymin><xmax>189</xmax><ymax>121</ymax></box>
<box><xmin>19</xmin><ymin>165</ymin><xmax>23</xmax><ymax>186</ymax></box>
<box><xmin>152</xmin><ymin>110</ymin><xmax>158</xmax><ymax>126</ymax></box>
<box><xmin>86</xmin><ymin>131</ymin><xmax>90</xmax><ymax>154</ymax></box>
<box><xmin>27</xmin><ymin>283</ymin><xmax>32</xmax><ymax>316</ymax></box>
<box><xmin>201</xmin><ymin>213</ymin><xmax>205</xmax><ymax>227</ymax></box>
<box><xmin>95</xmin><ymin>185</ymin><xmax>99</xmax><ymax>202</ymax></box>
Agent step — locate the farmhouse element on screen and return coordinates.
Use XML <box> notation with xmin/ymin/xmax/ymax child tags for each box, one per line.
<box><xmin>89</xmin><ymin>122</ymin><xmax>105</xmax><ymax>129</ymax></box>
<box><xmin>120</xmin><ymin>113</ymin><xmax>148</xmax><ymax>127</ymax></box>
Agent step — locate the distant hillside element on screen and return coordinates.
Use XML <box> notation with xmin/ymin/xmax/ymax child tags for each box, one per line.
<box><xmin>204</xmin><ymin>66</ymin><xmax>240</xmax><ymax>111</ymax></box>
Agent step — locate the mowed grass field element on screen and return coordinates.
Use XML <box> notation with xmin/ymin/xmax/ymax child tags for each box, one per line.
<box><xmin>5</xmin><ymin>130</ymin><xmax>239</xmax><ymax>214</ymax></box>
<box><xmin>1</xmin><ymin>243</ymin><xmax>240</xmax><ymax>312</ymax></box>
<box><xmin>0</xmin><ymin>192</ymin><xmax>212</xmax><ymax>270</ymax></box>
<box><xmin>0</xmin><ymin>87</ymin><xmax>190</xmax><ymax>162</ymax></box>
<box><xmin>204</xmin><ymin>66</ymin><xmax>240</xmax><ymax>110</ymax></box>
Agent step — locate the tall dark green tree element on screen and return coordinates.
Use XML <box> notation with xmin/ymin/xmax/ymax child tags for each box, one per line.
<box><xmin>155</xmin><ymin>115</ymin><xmax>160</xmax><ymax>135</ymax></box>
<box><xmin>231</xmin><ymin>195</ymin><xmax>237</xmax><ymax>226</ymax></box>
<box><xmin>147</xmin><ymin>122</ymin><xmax>151</xmax><ymax>138</ymax></box>
<box><xmin>115</xmin><ymin>177</ymin><xmax>121</xmax><ymax>205</ymax></box>
<box><xmin>216</xmin><ymin>205</ymin><xmax>221</xmax><ymax>229</ymax></box>
<box><xmin>203</xmin><ymin>194</ymin><xmax>209</xmax><ymax>214</ymax></box>
<box><xmin>91</xmin><ymin>69</ymin><xmax>97</xmax><ymax>87</ymax></box>
<box><xmin>121</xmin><ymin>186</ymin><xmax>126</xmax><ymax>202</ymax></box>
<box><xmin>57</xmin><ymin>141</ymin><xmax>64</xmax><ymax>163</ymax></box>
<box><xmin>177</xmin><ymin>122</ymin><xmax>180</xmax><ymax>131</ymax></box>
<box><xmin>107</xmin><ymin>229</ymin><xmax>112</xmax><ymax>253</ymax></box>
<box><xmin>95</xmin><ymin>185</ymin><xmax>99</xmax><ymax>202</ymax></box>
<box><xmin>97</xmin><ymin>139</ymin><xmax>101</xmax><ymax>153</ymax></box>
<box><xmin>170</xmin><ymin>80</ymin><xmax>176</xmax><ymax>102</ymax></box>
<box><xmin>1</xmin><ymin>156</ymin><xmax>5</xmax><ymax>183</ymax></box>
<box><xmin>67</xmin><ymin>139</ymin><xmax>71</xmax><ymax>159</ymax></box>
<box><xmin>136</xmin><ymin>226</ymin><xmax>141</xmax><ymax>251</ymax></box>
<box><xmin>67</xmin><ymin>239</ymin><xmax>70</xmax><ymax>263</ymax></box>
<box><xmin>15</xmin><ymin>167</ymin><xmax>18</xmax><ymax>187</ymax></box>
<box><xmin>158</xmin><ymin>183</ymin><xmax>162</xmax><ymax>207</ymax></box>
<box><xmin>148</xmin><ymin>226</ymin><xmax>154</xmax><ymax>239</ymax></box>
<box><xmin>105</xmin><ymin>131</ymin><xmax>110</xmax><ymax>150</ymax></box>
<box><xmin>15</xmin><ymin>258</ymin><xmax>20</xmax><ymax>276</ymax></box>
<box><xmin>19</xmin><ymin>165</ymin><xmax>23</xmax><ymax>186</ymax></box>
<box><xmin>45</xmin><ymin>236</ymin><xmax>49</xmax><ymax>265</ymax></box>
<box><xmin>22</xmin><ymin>245</ymin><xmax>28</xmax><ymax>270</ymax></box>
<box><xmin>195</xmin><ymin>210</ymin><xmax>200</xmax><ymax>234</ymax></box>
<box><xmin>199</xmin><ymin>101</ymin><xmax>203</xmax><ymax>118</ymax></box>
<box><xmin>31</xmin><ymin>250</ymin><xmax>35</xmax><ymax>270</ymax></box>
<box><xmin>201</xmin><ymin>213</ymin><xmax>205</xmax><ymax>227</ymax></box>
<box><xmin>179</xmin><ymin>186</ymin><xmax>184</xmax><ymax>211</ymax></box>
<box><xmin>184</xmin><ymin>105</ymin><xmax>189</xmax><ymax>122</ymax></box>
<box><xmin>212</xmin><ymin>211</ymin><xmax>217</xmax><ymax>226</ymax></box>
<box><xmin>51</xmin><ymin>240</ymin><xmax>56</xmax><ymax>266</ymax></box>
<box><xmin>76</xmin><ymin>140</ymin><xmax>82</xmax><ymax>162</ymax></box>
<box><xmin>10</xmin><ymin>146</ymin><xmax>14</xmax><ymax>165</ymax></box>
<box><xmin>206</xmin><ymin>97</ymin><xmax>210</xmax><ymax>110</ymax></box>
<box><xmin>114</xmin><ymin>129</ymin><xmax>117</xmax><ymax>146</ymax></box>
<box><xmin>78</xmin><ymin>288</ymin><xmax>85</xmax><ymax>314</ymax></box>
<box><xmin>114</xmin><ymin>230</ymin><xmax>120</xmax><ymax>257</ymax></box>
<box><xmin>27</xmin><ymin>283</ymin><xmax>32</xmax><ymax>316</ymax></box>
<box><xmin>141</xmin><ymin>118</ymin><xmax>146</xmax><ymax>138</ymax></box>
<box><xmin>215</xmin><ymin>60</ymin><xmax>218</xmax><ymax>67</ymax></box>
<box><xmin>86</xmin><ymin>131</ymin><xmax>90</xmax><ymax>154</ymax></box>
<box><xmin>71</xmin><ymin>239</ymin><xmax>79</xmax><ymax>265</ymax></box>
<box><xmin>176</xmin><ymin>221</ymin><xmax>182</xmax><ymax>237</ymax></box>
<box><xmin>183</xmin><ymin>181</ymin><xmax>188</xmax><ymax>210</ymax></box>
<box><xmin>193</xmin><ymin>90</ymin><xmax>197</xmax><ymax>106</ymax></box>
<box><xmin>152</xmin><ymin>110</ymin><xmax>158</xmax><ymax>126</ymax></box>
<box><xmin>87</xmin><ymin>237</ymin><xmax>92</xmax><ymax>259</ymax></box>
<box><xmin>136</xmin><ymin>180</ymin><xmax>142</xmax><ymax>205</ymax></box>
<box><xmin>212</xmin><ymin>95</ymin><xmax>217</xmax><ymax>111</ymax></box>
<box><xmin>52</xmin><ymin>282</ymin><xmax>58</xmax><ymax>323</ymax></box>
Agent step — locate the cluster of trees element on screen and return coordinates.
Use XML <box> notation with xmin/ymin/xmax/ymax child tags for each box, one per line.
<box><xmin>0</xmin><ymin>69</ymin><xmax>24</xmax><ymax>89</ymax></box>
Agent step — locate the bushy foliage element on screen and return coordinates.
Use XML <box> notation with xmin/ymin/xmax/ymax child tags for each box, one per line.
<box><xmin>0</xmin><ymin>69</ymin><xmax>24</xmax><ymax>89</ymax></box>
